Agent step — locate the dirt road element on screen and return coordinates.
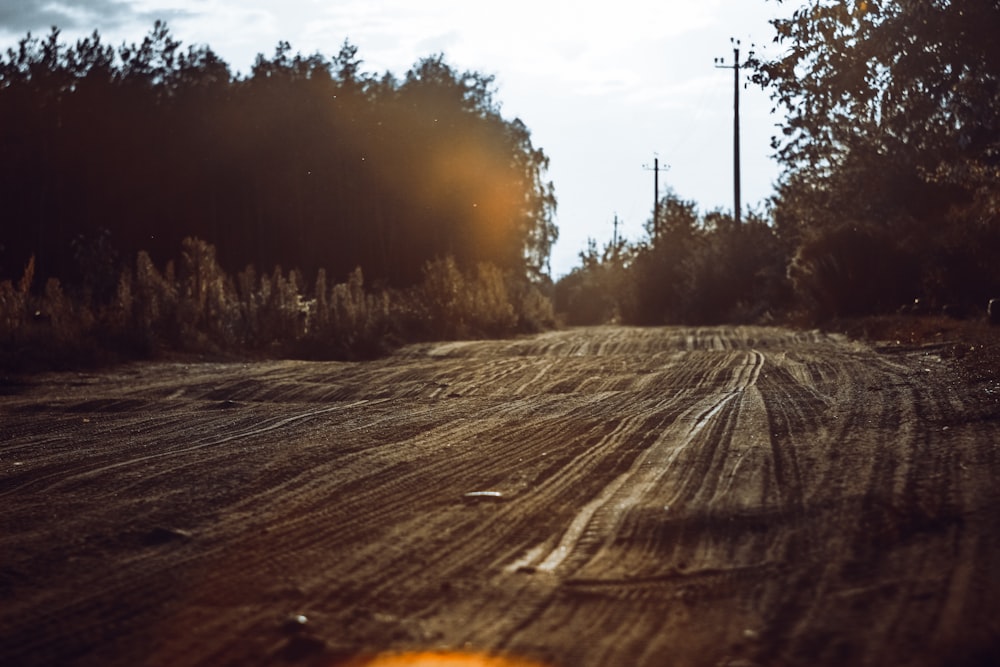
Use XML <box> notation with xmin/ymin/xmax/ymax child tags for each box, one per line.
<box><xmin>2</xmin><ymin>326</ymin><xmax>999</xmax><ymax>666</ymax></box>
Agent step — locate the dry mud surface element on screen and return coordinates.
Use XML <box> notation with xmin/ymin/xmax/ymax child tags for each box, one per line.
<box><xmin>2</xmin><ymin>326</ymin><xmax>1000</xmax><ymax>667</ymax></box>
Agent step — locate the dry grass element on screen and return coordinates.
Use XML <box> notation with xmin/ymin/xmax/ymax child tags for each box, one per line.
<box><xmin>0</xmin><ymin>238</ymin><xmax>555</xmax><ymax>373</ymax></box>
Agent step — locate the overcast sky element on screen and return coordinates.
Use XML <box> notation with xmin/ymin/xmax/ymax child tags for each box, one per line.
<box><xmin>1</xmin><ymin>0</ymin><xmax>793</xmax><ymax>277</ymax></box>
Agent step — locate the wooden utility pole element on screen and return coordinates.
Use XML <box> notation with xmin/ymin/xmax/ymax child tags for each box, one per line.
<box><xmin>715</xmin><ymin>38</ymin><xmax>752</xmax><ymax>225</ymax></box>
<box><xmin>643</xmin><ymin>157</ymin><xmax>669</xmax><ymax>240</ymax></box>
<box><xmin>611</xmin><ymin>213</ymin><xmax>621</xmax><ymax>262</ymax></box>
<box><xmin>654</xmin><ymin>158</ymin><xmax>659</xmax><ymax>238</ymax></box>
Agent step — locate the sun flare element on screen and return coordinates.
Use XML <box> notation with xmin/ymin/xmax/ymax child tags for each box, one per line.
<box><xmin>335</xmin><ymin>650</ymin><xmax>551</xmax><ymax>667</ymax></box>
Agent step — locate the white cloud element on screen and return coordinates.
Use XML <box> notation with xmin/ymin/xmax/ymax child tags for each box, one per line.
<box><xmin>0</xmin><ymin>0</ymin><xmax>136</xmax><ymax>32</ymax></box>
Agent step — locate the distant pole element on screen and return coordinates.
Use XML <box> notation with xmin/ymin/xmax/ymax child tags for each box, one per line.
<box><xmin>643</xmin><ymin>156</ymin><xmax>669</xmax><ymax>240</ymax></box>
<box><xmin>654</xmin><ymin>158</ymin><xmax>660</xmax><ymax>237</ymax></box>
<box><xmin>715</xmin><ymin>38</ymin><xmax>752</xmax><ymax>225</ymax></box>
<box><xmin>611</xmin><ymin>211</ymin><xmax>619</xmax><ymax>262</ymax></box>
<box><xmin>733</xmin><ymin>43</ymin><xmax>740</xmax><ymax>226</ymax></box>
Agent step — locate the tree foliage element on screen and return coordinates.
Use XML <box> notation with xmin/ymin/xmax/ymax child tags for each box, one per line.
<box><xmin>0</xmin><ymin>23</ymin><xmax>557</xmax><ymax>289</ymax></box>
<box><xmin>754</xmin><ymin>0</ymin><xmax>1000</xmax><ymax>312</ymax></box>
<box><xmin>553</xmin><ymin>237</ymin><xmax>634</xmax><ymax>325</ymax></box>
<box><xmin>558</xmin><ymin>1</ymin><xmax>1000</xmax><ymax>325</ymax></box>
<box><xmin>555</xmin><ymin>191</ymin><xmax>791</xmax><ymax>326</ymax></box>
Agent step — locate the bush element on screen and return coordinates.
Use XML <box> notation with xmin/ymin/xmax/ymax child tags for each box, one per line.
<box><xmin>680</xmin><ymin>217</ymin><xmax>791</xmax><ymax>324</ymax></box>
<box><xmin>554</xmin><ymin>239</ymin><xmax>631</xmax><ymax>326</ymax></box>
<box><xmin>510</xmin><ymin>278</ymin><xmax>556</xmax><ymax>333</ymax></box>
<box><xmin>0</xmin><ymin>239</ymin><xmax>556</xmax><ymax>371</ymax></box>
<box><xmin>412</xmin><ymin>256</ymin><xmax>546</xmax><ymax>339</ymax></box>
<box><xmin>554</xmin><ymin>203</ymin><xmax>792</xmax><ymax>327</ymax></box>
<box><xmin>788</xmin><ymin>223</ymin><xmax>919</xmax><ymax>321</ymax></box>
<box><xmin>919</xmin><ymin>215</ymin><xmax>1000</xmax><ymax>310</ymax></box>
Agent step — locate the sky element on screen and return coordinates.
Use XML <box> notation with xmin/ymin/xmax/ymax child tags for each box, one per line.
<box><xmin>0</xmin><ymin>0</ymin><xmax>794</xmax><ymax>278</ymax></box>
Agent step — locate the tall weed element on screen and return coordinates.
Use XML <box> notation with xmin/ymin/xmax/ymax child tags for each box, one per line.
<box><xmin>0</xmin><ymin>238</ymin><xmax>554</xmax><ymax>371</ymax></box>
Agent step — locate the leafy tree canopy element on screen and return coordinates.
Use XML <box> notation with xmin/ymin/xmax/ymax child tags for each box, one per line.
<box><xmin>0</xmin><ymin>22</ymin><xmax>557</xmax><ymax>287</ymax></box>
<box><xmin>753</xmin><ymin>0</ymin><xmax>1000</xmax><ymax>307</ymax></box>
<box><xmin>755</xmin><ymin>0</ymin><xmax>1000</xmax><ymax>214</ymax></box>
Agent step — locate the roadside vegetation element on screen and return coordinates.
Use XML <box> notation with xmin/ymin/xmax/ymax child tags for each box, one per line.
<box><xmin>556</xmin><ymin>0</ymin><xmax>1000</xmax><ymax>329</ymax></box>
<box><xmin>4</xmin><ymin>1</ymin><xmax>1000</xmax><ymax>371</ymax></box>
<box><xmin>555</xmin><ymin>196</ymin><xmax>792</xmax><ymax>326</ymax></box>
<box><xmin>0</xmin><ymin>238</ymin><xmax>553</xmax><ymax>371</ymax></box>
<box><xmin>0</xmin><ymin>23</ymin><xmax>555</xmax><ymax>371</ymax></box>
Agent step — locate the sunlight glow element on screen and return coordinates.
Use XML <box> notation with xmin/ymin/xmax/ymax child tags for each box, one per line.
<box><xmin>427</xmin><ymin>139</ymin><xmax>522</xmax><ymax>252</ymax></box>
<box><xmin>334</xmin><ymin>650</ymin><xmax>551</xmax><ymax>667</ymax></box>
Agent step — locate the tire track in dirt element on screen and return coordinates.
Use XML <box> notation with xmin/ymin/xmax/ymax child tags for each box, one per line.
<box><xmin>2</xmin><ymin>326</ymin><xmax>999</xmax><ymax>667</ymax></box>
<box><xmin>0</xmin><ymin>399</ymin><xmax>381</xmax><ymax>499</ymax></box>
<box><xmin>505</xmin><ymin>350</ymin><xmax>766</xmax><ymax>576</ymax></box>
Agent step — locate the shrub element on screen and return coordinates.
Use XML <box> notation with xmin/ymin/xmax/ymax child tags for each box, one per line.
<box><xmin>413</xmin><ymin>257</ymin><xmax>547</xmax><ymax>339</ymax></box>
<box><xmin>919</xmin><ymin>215</ymin><xmax>1000</xmax><ymax>310</ymax></box>
<box><xmin>465</xmin><ymin>263</ymin><xmax>518</xmax><ymax>336</ymax></box>
<box><xmin>418</xmin><ymin>256</ymin><xmax>467</xmax><ymax>338</ymax></box>
<box><xmin>0</xmin><ymin>239</ymin><xmax>556</xmax><ymax>371</ymax></box>
<box><xmin>133</xmin><ymin>250</ymin><xmax>180</xmax><ymax>348</ymax></box>
<box><xmin>300</xmin><ymin>266</ymin><xmax>395</xmax><ymax>359</ymax></box>
<box><xmin>554</xmin><ymin>239</ymin><xmax>632</xmax><ymax>326</ymax></box>
<box><xmin>789</xmin><ymin>223</ymin><xmax>919</xmax><ymax>321</ymax></box>
<box><xmin>0</xmin><ymin>256</ymin><xmax>33</xmax><ymax>342</ymax></box>
<box><xmin>510</xmin><ymin>278</ymin><xmax>556</xmax><ymax>332</ymax></box>
<box><xmin>680</xmin><ymin>217</ymin><xmax>791</xmax><ymax>324</ymax></box>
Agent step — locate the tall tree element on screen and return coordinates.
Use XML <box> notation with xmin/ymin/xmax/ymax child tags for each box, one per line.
<box><xmin>754</xmin><ymin>0</ymin><xmax>1000</xmax><ymax>307</ymax></box>
<box><xmin>0</xmin><ymin>24</ymin><xmax>557</xmax><ymax>290</ymax></box>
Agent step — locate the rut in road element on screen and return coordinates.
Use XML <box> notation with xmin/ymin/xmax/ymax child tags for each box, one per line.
<box><xmin>1</xmin><ymin>326</ymin><xmax>999</xmax><ymax>667</ymax></box>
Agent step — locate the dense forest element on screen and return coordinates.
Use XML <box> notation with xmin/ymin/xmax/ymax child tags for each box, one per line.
<box><xmin>3</xmin><ymin>1</ymin><xmax>1000</xmax><ymax>368</ymax></box>
<box><xmin>557</xmin><ymin>0</ymin><xmax>1000</xmax><ymax>325</ymax></box>
<box><xmin>0</xmin><ymin>22</ymin><xmax>557</xmax><ymax>289</ymax></box>
<box><xmin>0</xmin><ymin>22</ymin><xmax>558</xmax><ymax>368</ymax></box>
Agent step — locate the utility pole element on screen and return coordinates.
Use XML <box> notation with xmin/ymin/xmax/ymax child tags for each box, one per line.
<box><xmin>642</xmin><ymin>156</ymin><xmax>669</xmax><ymax>240</ymax></box>
<box><xmin>611</xmin><ymin>213</ymin><xmax>621</xmax><ymax>261</ymax></box>
<box><xmin>715</xmin><ymin>38</ymin><xmax>753</xmax><ymax>225</ymax></box>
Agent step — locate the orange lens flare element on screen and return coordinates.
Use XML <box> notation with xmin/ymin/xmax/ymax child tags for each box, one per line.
<box><xmin>335</xmin><ymin>650</ymin><xmax>550</xmax><ymax>667</ymax></box>
<box><xmin>428</xmin><ymin>141</ymin><xmax>522</xmax><ymax>247</ymax></box>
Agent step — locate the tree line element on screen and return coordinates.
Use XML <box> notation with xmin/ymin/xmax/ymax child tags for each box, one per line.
<box><xmin>559</xmin><ymin>0</ymin><xmax>1000</xmax><ymax>325</ymax></box>
<box><xmin>554</xmin><ymin>193</ymin><xmax>790</xmax><ymax>325</ymax></box>
<box><xmin>0</xmin><ymin>22</ymin><xmax>557</xmax><ymax>293</ymax></box>
<box><xmin>6</xmin><ymin>1</ymin><xmax>1000</xmax><ymax>357</ymax></box>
